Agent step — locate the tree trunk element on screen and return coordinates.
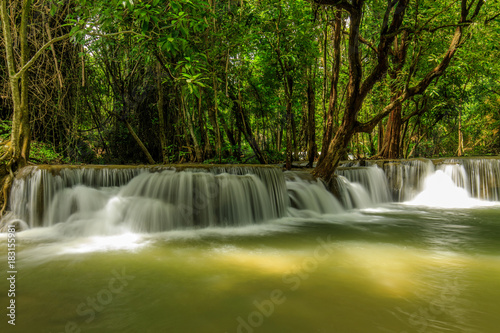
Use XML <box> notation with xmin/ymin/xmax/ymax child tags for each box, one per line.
<box><xmin>457</xmin><ymin>108</ymin><xmax>464</xmax><ymax>156</ymax></box>
<box><xmin>378</xmin><ymin>32</ymin><xmax>408</xmax><ymax>159</ymax></box>
<box><xmin>157</xmin><ymin>62</ymin><xmax>167</xmax><ymax>163</ymax></box>
<box><xmin>306</xmin><ymin>66</ymin><xmax>317</xmax><ymax>167</ymax></box>
<box><xmin>313</xmin><ymin>1</ymin><xmax>366</xmax><ymax>181</ymax></box>
<box><xmin>198</xmin><ymin>94</ymin><xmax>213</xmax><ymax>158</ymax></box>
<box><xmin>232</xmin><ymin>90</ymin><xmax>267</xmax><ymax>164</ymax></box>
<box><xmin>377</xmin><ymin>122</ymin><xmax>384</xmax><ymax>153</ymax></box>
<box><xmin>378</xmin><ymin>95</ymin><xmax>403</xmax><ymax>159</ymax></box>
<box><xmin>314</xmin><ymin>118</ymin><xmax>357</xmax><ymax>182</ymax></box>
<box><xmin>181</xmin><ymin>93</ymin><xmax>203</xmax><ymax>162</ymax></box>
<box><xmin>124</xmin><ymin>119</ymin><xmax>155</xmax><ymax>164</ymax></box>
<box><xmin>285</xmin><ymin>76</ymin><xmax>293</xmax><ymax>170</ymax></box>
<box><xmin>318</xmin><ymin>10</ymin><xmax>342</xmax><ymax>165</ymax></box>
<box><xmin>209</xmin><ymin>76</ymin><xmax>222</xmax><ymax>163</ymax></box>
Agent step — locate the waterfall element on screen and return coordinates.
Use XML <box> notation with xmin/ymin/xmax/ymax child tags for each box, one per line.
<box><xmin>6</xmin><ymin>166</ymin><xmax>290</xmax><ymax>233</ymax></box>
<box><xmin>335</xmin><ymin>165</ymin><xmax>392</xmax><ymax>204</ymax></box>
<box><xmin>331</xmin><ymin>175</ymin><xmax>374</xmax><ymax>209</ymax></box>
<box><xmin>2</xmin><ymin>157</ymin><xmax>500</xmax><ymax>234</ymax></box>
<box><xmin>438</xmin><ymin>158</ymin><xmax>500</xmax><ymax>201</ymax></box>
<box><xmin>435</xmin><ymin>163</ymin><xmax>469</xmax><ymax>191</ymax></box>
<box><xmin>10</xmin><ymin>166</ymin><xmax>144</xmax><ymax>228</ymax></box>
<box><xmin>285</xmin><ymin>171</ymin><xmax>344</xmax><ymax>214</ymax></box>
<box><xmin>338</xmin><ymin>157</ymin><xmax>500</xmax><ymax>204</ymax></box>
<box><xmin>382</xmin><ymin>159</ymin><xmax>435</xmax><ymax>201</ymax></box>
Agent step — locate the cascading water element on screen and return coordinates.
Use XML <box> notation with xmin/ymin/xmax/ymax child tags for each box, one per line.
<box><xmin>4</xmin><ymin>166</ymin><xmax>293</xmax><ymax>234</ymax></box>
<box><xmin>435</xmin><ymin>163</ymin><xmax>470</xmax><ymax>191</ymax></box>
<box><xmin>2</xmin><ymin>158</ymin><xmax>500</xmax><ymax>235</ymax></box>
<box><xmin>335</xmin><ymin>165</ymin><xmax>392</xmax><ymax>204</ymax></box>
<box><xmin>382</xmin><ymin>159</ymin><xmax>435</xmax><ymax>201</ymax></box>
<box><xmin>285</xmin><ymin>171</ymin><xmax>344</xmax><ymax>214</ymax></box>
<box><xmin>438</xmin><ymin>158</ymin><xmax>500</xmax><ymax>200</ymax></box>
<box><xmin>9</xmin><ymin>166</ymin><xmax>146</xmax><ymax>229</ymax></box>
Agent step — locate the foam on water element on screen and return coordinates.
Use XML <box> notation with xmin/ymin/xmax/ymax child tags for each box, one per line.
<box><xmin>405</xmin><ymin>170</ymin><xmax>497</xmax><ymax>209</ymax></box>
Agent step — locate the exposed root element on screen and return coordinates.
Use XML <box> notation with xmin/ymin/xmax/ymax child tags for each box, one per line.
<box><xmin>0</xmin><ymin>149</ymin><xmax>15</xmax><ymax>217</ymax></box>
<box><xmin>0</xmin><ymin>141</ymin><xmax>13</xmax><ymax>163</ymax></box>
<box><xmin>0</xmin><ymin>171</ymin><xmax>13</xmax><ymax>217</ymax></box>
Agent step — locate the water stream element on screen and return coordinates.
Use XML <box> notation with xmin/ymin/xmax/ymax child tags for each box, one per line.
<box><xmin>0</xmin><ymin>159</ymin><xmax>499</xmax><ymax>332</ymax></box>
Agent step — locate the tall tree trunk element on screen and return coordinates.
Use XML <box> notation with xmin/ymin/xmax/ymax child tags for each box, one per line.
<box><xmin>181</xmin><ymin>92</ymin><xmax>203</xmax><ymax>162</ymax></box>
<box><xmin>19</xmin><ymin>0</ymin><xmax>31</xmax><ymax>164</ymax></box>
<box><xmin>157</xmin><ymin>62</ymin><xmax>167</xmax><ymax>163</ymax></box>
<box><xmin>232</xmin><ymin>90</ymin><xmax>267</xmax><ymax>164</ymax></box>
<box><xmin>378</xmin><ymin>32</ymin><xmax>408</xmax><ymax>159</ymax></box>
<box><xmin>285</xmin><ymin>76</ymin><xmax>293</xmax><ymax>170</ymax></box>
<box><xmin>307</xmin><ymin>66</ymin><xmax>317</xmax><ymax>167</ymax></box>
<box><xmin>318</xmin><ymin>10</ymin><xmax>342</xmax><ymax>165</ymax></box>
<box><xmin>198</xmin><ymin>94</ymin><xmax>213</xmax><ymax>158</ymax></box>
<box><xmin>457</xmin><ymin>108</ymin><xmax>464</xmax><ymax>156</ymax></box>
<box><xmin>1</xmin><ymin>0</ymin><xmax>31</xmax><ymax>168</ymax></box>
<box><xmin>379</xmin><ymin>93</ymin><xmax>403</xmax><ymax>159</ymax></box>
<box><xmin>314</xmin><ymin>0</ymin><xmax>375</xmax><ymax>181</ymax></box>
<box><xmin>377</xmin><ymin>122</ymin><xmax>384</xmax><ymax>153</ymax></box>
<box><xmin>209</xmin><ymin>76</ymin><xmax>222</xmax><ymax>163</ymax></box>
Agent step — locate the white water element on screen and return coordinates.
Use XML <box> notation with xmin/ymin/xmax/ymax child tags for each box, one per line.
<box><xmin>405</xmin><ymin>170</ymin><xmax>496</xmax><ymax>208</ymax></box>
<box><xmin>335</xmin><ymin>165</ymin><xmax>392</xmax><ymax>204</ymax></box>
<box><xmin>2</xmin><ymin>159</ymin><xmax>500</xmax><ymax>236</ymax></box>
<box><xmin>285</xmin><ymin>172</ymin><xmax>344</xmax><ymax>215</ymax></box>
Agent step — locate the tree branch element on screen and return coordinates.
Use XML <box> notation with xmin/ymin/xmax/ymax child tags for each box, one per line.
<box><xmin>12</xmin><ymin>33</ymin><xmax>70</xmax><ymax>80</ymax></box>
<box><xmin>359</xmin><ymin>0</ymin><xmax>409</xmax><ymax>100</ymax></box>
<box><xmin>485</xmin><ymin>12</ymin><xmax>500</xmax><ymax>24</ymax></box>
<box><xmin>312</xmin><ymin>0</ymin><xmax>355</xmax><ymax>13</ymax></box>
<box><xmin>354</xmin><ymin>95</ymin><xmax>405</xmax><ymax>133</ymax></box>
<box><xmin>342</xmin><ymin>30</ymin><xmax>378</xmax><ymax>54</ymax></box>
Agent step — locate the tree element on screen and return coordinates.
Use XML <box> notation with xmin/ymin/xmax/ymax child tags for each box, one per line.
<box><xmin>312</xmin><ymin>0</ymin><xmax>485</xmax><ymax>182</ymax></box>
<box><xmin>0</xmin><ymin>0</ymin><xmax>69</xmax><ymax>212</ymax></box>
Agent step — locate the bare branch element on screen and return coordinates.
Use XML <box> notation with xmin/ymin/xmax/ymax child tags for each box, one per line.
<box><xmin>12</xmin><ymin>33</ymin><xmax>70</xmax><ymax>80</ymax></box>
<box><xmin>342</xmin><ymin>30</ymin><xmax>378</xmax><ymax>54</ymax></box>
<box><xmin>354</xmin><ymin>95</ymin><xmax>405</xmax><ymax>133</ymax></box>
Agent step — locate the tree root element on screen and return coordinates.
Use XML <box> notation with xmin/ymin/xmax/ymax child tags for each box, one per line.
<box><xmin>0</xmin><ymin>173</ymin><xmax>13</xmax><ymax>217</ymax></box>
<box><xmin>0</xmin><ymin>146</ymin><xmax>16</xmax><ymax>218</ymax></box>
<box><xmin>0</xmin><ymin>142</ymin><xmax>13</xmax><ymax>164</ymax></box>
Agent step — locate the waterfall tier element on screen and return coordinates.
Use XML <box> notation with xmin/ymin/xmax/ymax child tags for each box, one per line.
<box><xmin>339</xmin><ymin>157</ymin><xmax>500</xmax><ymax>202</ymax></box>
<box><xmin>7</xmin><ymin>165</ymin><xmax>289</xmax><ymax>233</ymax></box>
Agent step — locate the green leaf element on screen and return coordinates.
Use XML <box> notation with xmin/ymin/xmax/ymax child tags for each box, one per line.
<box><xmin>50</xmin><ymin>5</ymin><xmax>58</xmax><ymax>17</ymax></box>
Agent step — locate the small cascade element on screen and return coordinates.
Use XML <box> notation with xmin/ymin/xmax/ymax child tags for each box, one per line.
<box><xmin>335</xmin><ymin>165</ymin><xmax>392</xmax><ymax>204</ymax></box>
<box><xmin>406</xmin><ymin>170</ymin><xmax>495</xmax><ymax>209</ymax></box>
<box><xmin>439</xmin><ymin>158</ymin><xmax>500</xmax><ymax>201</ymax></box>
<box><xmin>330</xmin><ymin>175</ymin><xmax>374</xmax><ymax>209</ymax></box>
<box><xmin>435</xmin><ymin>163</ymin><xmax>470</xmax><ymax>192</ymax></box>
<box><xmin>207</xmin><ymin>166</ymin><xmax>289</xmax><ymax>218</ymax></box>
<box><xmin>338</xmin><ymin>157</ymin><xmax>500</xmax><ymax>204</ymax></box>
<box><xmin>285</xmin><ymin>172</ymin><xmax>344</xmax><ymax>214</ymax></box>
<box><xmin>10</xmin><ymin>166</ymin><xmax>144</xmax><ymax>228</ymax></box>
<box><xmin>383</xmin><ymin>159</ymin><xmax>434</xmax><ymax>201</ymax></box>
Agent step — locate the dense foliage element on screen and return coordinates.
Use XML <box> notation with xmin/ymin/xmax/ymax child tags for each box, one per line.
<box><xmin>0</xmin><ymin>0</ymin><xmax>498</xmax><ymax>169</ymax></box>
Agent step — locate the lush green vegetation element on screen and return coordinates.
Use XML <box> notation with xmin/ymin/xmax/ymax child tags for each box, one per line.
<box><xmin>0</xmin><ymin>0</ymin><xmax>498</xmax><ymax>173</ymax></box>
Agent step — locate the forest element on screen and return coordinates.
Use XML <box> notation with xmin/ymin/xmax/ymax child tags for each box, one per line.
<box><xmin>0</xmin><ymin>0</ymin><xmax>499</xmax><ymax>187</ymax></box>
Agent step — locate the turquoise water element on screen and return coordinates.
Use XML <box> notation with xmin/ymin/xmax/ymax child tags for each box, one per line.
<box><xmin>1</xmin><ymin>203</ymin><xmax>500</xmax><ymax>333</ymax></box>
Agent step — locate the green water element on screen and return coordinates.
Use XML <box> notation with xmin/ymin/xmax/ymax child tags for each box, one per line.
<box><xmin>1</xmin><ymin>204</ymin><xmax>500</xmax><ymax>333</ymax></box>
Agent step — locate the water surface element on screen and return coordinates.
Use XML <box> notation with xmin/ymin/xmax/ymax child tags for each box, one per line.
<box><xmin>1</xmin><ymin>204</ymin><xmax>500</xmax><ymax>333</ymax></box>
